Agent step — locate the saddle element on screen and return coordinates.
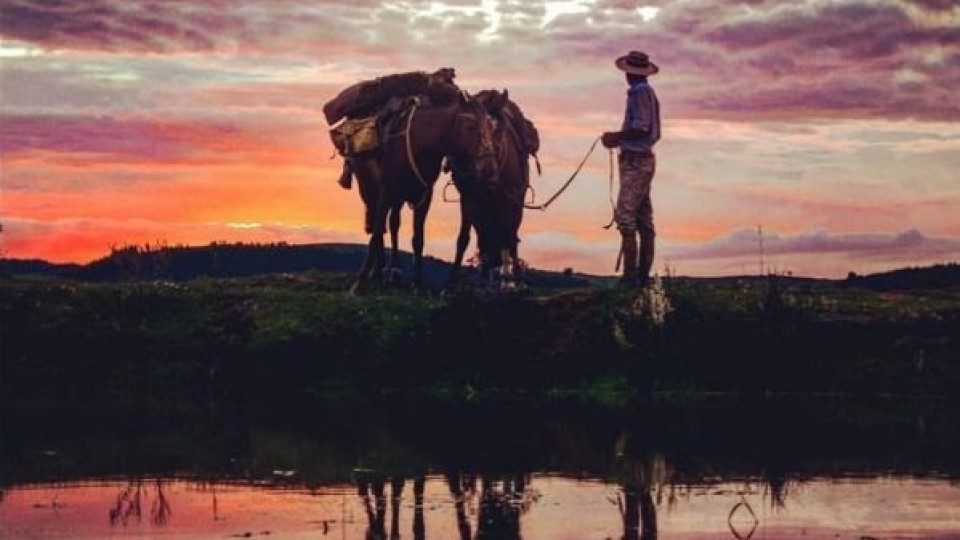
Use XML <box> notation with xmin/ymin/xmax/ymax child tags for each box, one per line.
<box><xmin>327</xmin><ymin>69</ymin><xmax>459</xmax><ymax>159</ymax></box>
<box><xmin>498</xmin><ymin>102</ymin><xmax>539</xmax><ymax>156</ymax></box>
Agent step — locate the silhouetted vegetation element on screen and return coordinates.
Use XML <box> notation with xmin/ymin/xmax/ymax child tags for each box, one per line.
<box><xmin>1</xmin><ymin>242</ymin><xmax>594</xmax><ymax>289</ymax></box>
<box><xmin>844</xmin><ymin>262</ymin><xmax>960</xmax><ymax>290</ymax></box>
<box><xmin>2</xmin><ymin>271</ymin><xmax>958</xmax><ymax>414</ymax></box>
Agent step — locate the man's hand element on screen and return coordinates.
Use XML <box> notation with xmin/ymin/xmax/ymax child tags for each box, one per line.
<box><xmin>601</xmin><ymin>131</ymin><xmax>621</xmax><ymax>149</ymax></box>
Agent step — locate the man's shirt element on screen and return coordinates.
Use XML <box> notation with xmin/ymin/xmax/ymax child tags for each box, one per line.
<box><xmin>621</xmin><ymin>80</ymin><xmax>661</xmax><ymax>153</ymax></box>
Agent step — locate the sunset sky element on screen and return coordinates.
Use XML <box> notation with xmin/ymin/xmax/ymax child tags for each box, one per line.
<box><xmin>2</xmin><ymin>0</ymin><xmax>958</xmax><ymax>277</ymax></box>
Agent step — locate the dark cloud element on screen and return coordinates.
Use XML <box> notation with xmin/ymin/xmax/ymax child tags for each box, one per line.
<box><xmin>1</xmin><ymin>0</ymin><xmax>957</xmax><ymax>122</ymax></box>
<box><xmin>0</xmin><ymin>0</ymin><xmax>229</xmax><ymax>52</ymax></box>
<box><xmin>0</xmin><ymin>0</ymin><xmax>386</xmax><ymax>55</ymax></box>
<box><xmin>669</xmin><ymin>229</ymin><xmax>960</xmax><ymax>261</ymax></box>
<box><xmin>902</xmin><ymin>0</ymin><xmax>958</xmax><ymax>11</ymax></box>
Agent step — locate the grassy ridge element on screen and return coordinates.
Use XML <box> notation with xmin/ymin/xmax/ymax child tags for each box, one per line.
<box><xmin>2</xmin><ymin>273</ymin><xmax>959</xmax><ymax>411</ymax></box>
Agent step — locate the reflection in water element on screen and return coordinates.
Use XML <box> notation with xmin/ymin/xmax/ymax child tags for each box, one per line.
<box><xmin>413</xmin><ymin>476</ymin><xmax>425</xmax><ymax>540</ymax></box>
<box><xmin>475</xmin><ymin>474</ymin><xmax>529</xmax><ymax>540</ymax></box>
<box><xmin>2</xmin><ymin>475</ymin><xmax>960</xmax><ymax>538</ymax></box>
<box><xmin>618</xmin><ymin>484</ymin><xmax>657</xmax><ymax>540</ymax></box>
<box><xmin>108</xmin><ymin>479</ymin><xmax>171</xmax><ymax>527</ymax></box>
<box><xmin>4</xmin><ymin>396</ymin><xmax>960</xmax><ymax>537</ymax></box>
<box><xmin>363</xmin><ymin>472</ymin><xmax>534</xmax><ymax>540</ymax></box>
<box><xmin>726</xmin><ymin>498</ymin><xmax>759</xmax><ymax>540</ymax></box>
<box><xmin>614</xmin><ymin>431</ymin><xmax>667</xmax><ymax>540</ymax></box>
<box><xmin>447</xmin><ymin>472</ymin><xmax>472</xmax><ymax>540</ymax></box>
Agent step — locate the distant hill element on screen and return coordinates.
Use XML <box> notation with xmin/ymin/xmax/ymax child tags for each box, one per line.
<box><xmin>4</xmin><ymin>242</ymin><xmax>958</xmax><ymax>290</ymax></box>
<box><xmin>0</xmin><ymin>242</ymin><xmax>595</xmax><ymax>290</ymax></box>
<box><xmin>844</xmin><ymin>263</ymin><xmax>960</xmax><ymax>291</ymax></box>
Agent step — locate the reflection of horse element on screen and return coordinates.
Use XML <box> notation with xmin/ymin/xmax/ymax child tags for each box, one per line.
<box><xmin>619</xmin><ymin>483</ymin><xmax>657</xmax><ymax>540</ymax></box>
<box><xmin>357</xmin><ymin>474</ymin><xmax>424</xmax><ymax>540</ymax></box>
<box><xmin>351</xmin><ymin>94</ymin><xmax>499</xmax><ymax>293</ymax></box>
<box><xmin>450</xmin><ymin>89</ymin><xmax>534</xmax><ymax>286</ymax></box>
<box><xmin>445</xmin><ymin>471</ymin><xmax>531</xmax><ymax>540</ymax></box>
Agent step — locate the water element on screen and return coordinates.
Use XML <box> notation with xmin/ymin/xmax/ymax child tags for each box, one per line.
<box><xmin>3</xmin><ymin>396</ymin><xmax>960</xmax><ymax>538</ymax></box>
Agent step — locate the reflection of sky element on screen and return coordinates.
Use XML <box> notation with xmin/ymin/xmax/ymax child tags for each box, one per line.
<box><xmin>2</xmin><ymin>476</ymin><xmax>959</xmax><ymax>538</ymax></box>
<box><xmin>1</xmin><ymin>1</ymin><xmax>959</xmax><ymax>277</ymax></box>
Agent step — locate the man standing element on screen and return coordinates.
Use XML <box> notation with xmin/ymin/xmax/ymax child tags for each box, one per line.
<box><xmin>602</xmin><ymin>51</ymin><xmax>661</xmax><ymax>286</ymax></box>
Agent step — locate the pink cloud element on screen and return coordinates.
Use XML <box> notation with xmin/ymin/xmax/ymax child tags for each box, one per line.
<box><xmin>0</xmin><ymin>114</ymin><xmax>323</xmax><ymax>167</ymax></box>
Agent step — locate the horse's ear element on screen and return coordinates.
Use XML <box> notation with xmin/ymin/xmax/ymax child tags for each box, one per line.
<box><xmin>502</xmin><ymin>88</ymin><xmax>509</xmax><ymax>100</ymax></box>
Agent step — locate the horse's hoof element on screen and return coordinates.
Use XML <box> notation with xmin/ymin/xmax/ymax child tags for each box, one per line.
<box><xmin>349</xmin><ymin>280</ymin><xmax>366</xmax><ymax>296</ymax></box>
<box><xmin>387</xmin><ymin>268</ymin><xmax>404</xmax><ymax>285</ymax></box>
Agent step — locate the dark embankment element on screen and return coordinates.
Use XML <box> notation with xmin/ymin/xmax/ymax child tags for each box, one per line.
<box><xmin>2</xmin><ymin>271</ymin><xmax>959</xmax><ymax>415</ymax></box>
<box><xmin>4</xmin><ymin>393</ymin><xmax>959</xmax><ymax>487</ymax></box>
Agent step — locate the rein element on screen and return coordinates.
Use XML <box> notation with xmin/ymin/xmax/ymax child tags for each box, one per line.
<box><xmin>524</xmin><ymin>136</ymin><xmax>601</xmax><ymax>211</ymax></box>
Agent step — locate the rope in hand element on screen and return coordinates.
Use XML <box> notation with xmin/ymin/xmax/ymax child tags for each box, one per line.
<box><xmin>602</xmin><ymin>148</ymin><xmax>617</xmax><ymax>229</ymax></box>
<box><xmin>602</xmin><ymin>148</ymin><xmax>624</xmax><ymax>272</ymax></box>
<box><xmin>523</xmin><ymin>136</ymin><xmax>601</xmax><ymax>211</ymax></box>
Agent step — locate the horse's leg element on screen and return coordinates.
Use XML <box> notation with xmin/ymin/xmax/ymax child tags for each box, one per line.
<box><xmin>351</xmin><ymin>187</ymin><xmax>391</xmax><ymax>295</ymax></box>
<box><xmin>387</xmin><ymin>202</ymin><xmax>403</xmax><ymax>284</ymax></box>
<box><xmin>476</xmin><ymin>228</ymin><xmax>494</xmax><ymax>284</ymax></box>
<box><xmin>411</xmin><ymin>188</ymin><xmax>433</xmax><ymax>291</ymax></box>
<box><xmin>500</xmin><ymin>247</ymin><xmax>514</xmax><ymax>289</ymax></box>
<box><xmin>449</xmin><ymin>200</ymin><xmax>472</xmax><ymax>287</ymax></box>
<box><xmin>510</xmin><ymin>242</ymin><xmax>524</xmax><ymax>282</ymax></box>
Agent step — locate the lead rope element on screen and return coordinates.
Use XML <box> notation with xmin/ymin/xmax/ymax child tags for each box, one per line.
<box><xmin>603</xmin><ymin>148</ymin><xmax>617</xmax><ymax>229</ymax></box>
<box><xmin>603</xmin><ymin>149</ymin><xmax>624</xmax><ymax>272</ymax></box>
<box><xmin>524</xmin><ymin>136</ymin><xmax>601</xmax><ymax>211</ymax></box>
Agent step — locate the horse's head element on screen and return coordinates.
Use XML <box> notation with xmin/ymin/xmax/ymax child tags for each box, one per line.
<box><xmin>476</xmin><ymin>89</ymin><xmax>509</xmax><ymax>117</ymax></box>
<box><xmin>450</xmin><ymin>92</ymin><xmax>499</xmax><ymax>187</ymax></box>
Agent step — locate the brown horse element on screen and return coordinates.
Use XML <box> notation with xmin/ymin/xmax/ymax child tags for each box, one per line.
<box><xmin>351</xmin><ymin>93</ymin><xmax>499</xmax><ymax>293</ymax></box>
<box><xmin>450</xmin><ymin>89</ymin><xmax>534</xmax><ymax>286</ymax></box>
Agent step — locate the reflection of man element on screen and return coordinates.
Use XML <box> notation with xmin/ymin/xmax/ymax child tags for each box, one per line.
<box><xmin>602</xmin><ymin>51</ymin><xmax>661</xmax><ymax>287</ymax></box>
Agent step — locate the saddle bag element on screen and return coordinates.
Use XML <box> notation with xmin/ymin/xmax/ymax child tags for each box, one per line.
<box><xmin>522</xmin><ymin>118</ymin><xmax>540</xmax><ymax>155</ymax></box>
<box><xmin>329</xmin><ymin>116</ymin><xmax>379</xmax><ymax>157</ymax></box>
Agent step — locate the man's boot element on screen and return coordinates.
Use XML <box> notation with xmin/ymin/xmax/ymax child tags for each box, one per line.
<box><xmin>637</xmin><ymin>232</ymin><xmax>655</xmax><ymax>287</ymax></box>
<box><xmin>338</xmin><ymin>160</ymin><xmax>354</xmax><ymax>190</ymax></box>
<box><xmin>619</xmin><ymin>231</ymin><xmax>638</xmax><ymax>286</ymax></box>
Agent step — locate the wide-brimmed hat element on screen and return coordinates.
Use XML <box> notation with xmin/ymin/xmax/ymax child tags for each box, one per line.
<box><xmin>615</xmin><ymin>51</ymin><xmax>659</xmax><ymax>76</ymax></box>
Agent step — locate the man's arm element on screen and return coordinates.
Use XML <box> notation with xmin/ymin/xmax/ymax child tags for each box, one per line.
<box><xmin>601</xmin><ymin>128</ymin><xmax>647</xmax><ymax>148</ymax></box>
<box><xmin>602</xmin><ymin>87</ymin><xmax>654</xmax><ymax>148</ymax></box>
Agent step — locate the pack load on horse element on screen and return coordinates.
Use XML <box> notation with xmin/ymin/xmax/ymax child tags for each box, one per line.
<box><xmin>448</xmin><ymin>89</ymin><xmax>541</xmax><ymax>288</ymax></box>
<box><xmin>323</xmin><ymin>69</ymin><xmax>500</xmax><ymax>293</ymax></box>
<box><xmin>326</xmin><ymin>68</ymin><xmax>459</xmax><ymax>190</ymax></box>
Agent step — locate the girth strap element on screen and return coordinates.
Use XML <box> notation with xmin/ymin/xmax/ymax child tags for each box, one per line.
<box><xmin>404</xmin><ymin>97</ymin><xmax>428</xmax><ymax>189</ymax></box>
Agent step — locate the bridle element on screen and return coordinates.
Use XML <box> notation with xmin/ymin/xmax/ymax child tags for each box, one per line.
<box><xmin>455</xmin><ymin>96</ymin><xmax>498</xmax><ymax>173</ymax></box>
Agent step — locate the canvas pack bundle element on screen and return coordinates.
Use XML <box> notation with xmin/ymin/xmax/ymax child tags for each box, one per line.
<box><xmin>323</xmin><ymin>69</ymin><xmax>459</xmax><ymax>126</ymax></box>
<box><xmin>324</xmin><ymin>72</ymin><xmax>432</xmax><ymax>125</ymax></box>
<box><xmin>329</xmin><ymin>116</ymin><xmax>379</xmax><ymax>157</ymax></box>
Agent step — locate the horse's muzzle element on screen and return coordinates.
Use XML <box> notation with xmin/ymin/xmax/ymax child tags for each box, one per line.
<box><xmin>475</xmin><ymin>154</ymin><xmax>499</xmax><ymax>187</ymax></box>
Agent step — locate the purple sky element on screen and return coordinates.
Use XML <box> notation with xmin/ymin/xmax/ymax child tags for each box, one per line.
<box><xmin>2</xmin><ymin>0</ymin><xmax>959</xmax><ymax>276</ymax></box>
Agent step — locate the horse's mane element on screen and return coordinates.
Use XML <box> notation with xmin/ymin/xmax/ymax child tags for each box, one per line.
<box><xmin>476</xmin><ymin>89</ymin><xmax>539</xmax><ymax>157</ymax></box>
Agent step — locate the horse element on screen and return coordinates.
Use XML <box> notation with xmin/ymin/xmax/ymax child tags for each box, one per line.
<box><xmin>449</xmin><ymin>89</ymin><xmax>534</xmax><ymax>287</ymax></box>
<box><xmin>350</xmin><ymin>157</ymin><xmax>405</xmax><ymax>283</ymax></box>
<box><xmin>350</xmin><ymin>93</ymin><xmax>499</xmax><ymax>293</ymax></box>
